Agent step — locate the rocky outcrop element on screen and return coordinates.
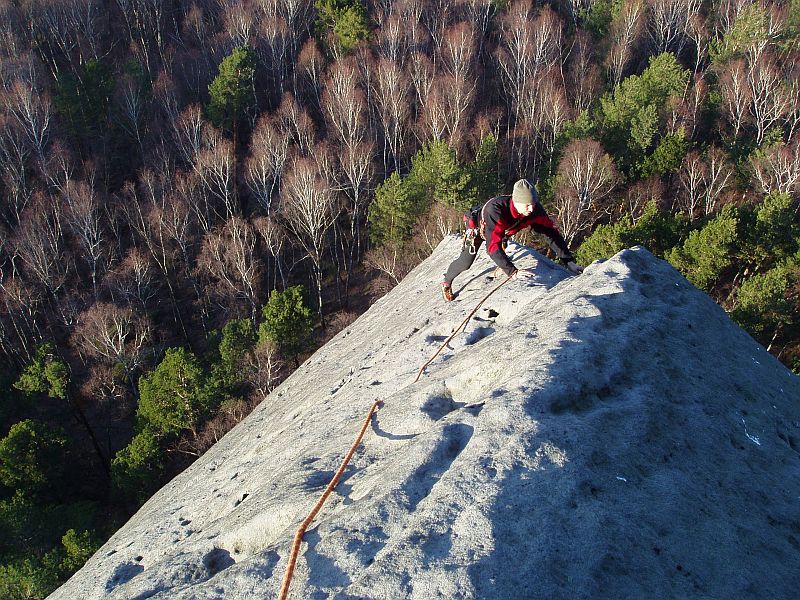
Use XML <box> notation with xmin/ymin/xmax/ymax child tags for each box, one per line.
<box><xmin>50</xmin><ymin>239</ymin><xmax>800</xmax><ymax>599</ymax></box>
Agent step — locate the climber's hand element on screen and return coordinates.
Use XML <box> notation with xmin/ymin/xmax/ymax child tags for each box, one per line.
<box><xmin>512</xmin><ymin>268</ymin><xmax>534</xmax><ymax>280</ymax></box>
<box><xmin>566</xmin><ymin>261</ymin><xmax>584</xmax><ymax>274</ymax></box>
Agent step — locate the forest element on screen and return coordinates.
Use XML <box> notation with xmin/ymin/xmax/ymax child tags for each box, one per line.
<box><xmin>0</xmin><ymin>0</ymin><xmax>798</xmax><ymax>596</ymax></box>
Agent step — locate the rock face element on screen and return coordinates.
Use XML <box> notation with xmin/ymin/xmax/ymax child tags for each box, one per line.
<box><xmin>50</xmin><ymin>239</ymin><xmax>800</xmax><ymax>600</ymax></box>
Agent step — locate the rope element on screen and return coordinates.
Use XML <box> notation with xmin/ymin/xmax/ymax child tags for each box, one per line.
<box><xmin>277</xmin><ymin>273</ymin><xmax>512</xmax><ymax>597</ymax></box>
<box><xmin>278</xmin><ymin>398</ymin><xmax>381</xmax><ymax>600</ymax></box>
<box><xmin>414</xmin><ymin>274</ymin><xmax>513</xmax><ymax>383</ymax></box>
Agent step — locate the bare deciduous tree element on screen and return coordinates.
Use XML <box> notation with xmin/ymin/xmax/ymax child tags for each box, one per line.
<box><xmin>171</xmin><ymin>103</ymin><xmax>205</xmax><ymax>166</ymax></box>
<box><xmin>275</xmin><ymin>92</ymin><xmax>316</xmax><ymax>156</ymax></box>
<box><xmin>296</xmin><ymin>39</ymin><xmax>325</xmax><ymax>110</ymax></box>
<box><xmin>0</xmin><ymin>115</ymin><xmax>32</xmax><ymax>224</ymax></box>
<box><xmin>567</xmin><ymin>30</ymin><xmax>601</xmax><ymax>113</ymax></box>
<box><xmin>42</xmin><ymin>140</ymin><xmax>76</xmax><ymax>194</ymax></box>
<box><xmin>247</xmin><ymin>339</ymin><xmax>283</xmax><ymax>397</ymax></box>
<box><xmin>750</xmin><ymin>137</ymin><xmax>800</xmax><ymax>196</ymax></box>
<box><xmin>553</xmin><ymin>139</ymin><xmax>620</xmax><ymax>244</ymax></box>
<box><xmin>73</xmin><ymin>302</ymin><xmax>151</xmax><ymax>377</ymax></box>
<box><xmin>620</xmin><ymin>177</ymin><xmax>663</xmax><ymax>222</ymax></box>
<box><xmin>439</xmin><ymin>21</ymin><xmax>476</xmax><ymax>82</ymax></box>
<box><xmin>221</xmin><ymin>1</ymin><xmax>254</xmax><ymax>46</ymax></box>
<box><xmin>11</xmin><ymin>194</ymin><xmax>68</xmax><ymax>300</ymax></box>
<box><xmin>719</xmin><ymin>58</ymin><xmax>751</xmax><ymax>141</ymax></box>
<box><xmin>647</xmin><ymin>0</ymin><xmax>699</xmax><ymax>55</ymax></box>
<box><xmin>280</xmin><ymin>155</ymin><xmax>339</xmax><ymax>324</ymax></box>
<box><xmin>3</xmin><ymin>78</ymin><xmax>52</xmax><ymax>164</ymax></box>
<box><xmin>62</xmin><ymin>178</ymin><xmax>109</xmax><ymax>298</ymax></box>
<box><xmin>407</xmin><ymin>51</ymin><xmax>435</xmax><ymax>110</ymax></box>
<box><xmin>256</xmin><ymin>16</ymin><xmax>290</xmax><ymax>99</ymax></box>
<box><xmin>376</xmin><ymin>13</ymin><xmax>407</xmax><ymax>63</ymax></box>
<box><xmin>374</xmin><ymin>58</ymin><xmax>410</xmax><ymax>173</ymax></box>
<box><xmin>253</xmin><ymin>215</ymin><xmax>287</xmax><ymax>289</ymax></box>
<box><xmin>114</xmin><ymin>73</ymin><xmax>148</xmax><ymax>159</ymax></box>
<box><xmin>606</xmin><ymin>0</ymin><xmax>645</xmax><ymax>86</ymax></box>
<box><xmin>785</xmin><ymin>62</ymin><xmax>800</xmax><ymax>142</ymax></box>
<box><xmin>531</xmin><ymin>72</ymin><xmax>571</xmax><ymax>176</ymax></box>
<box><xmin>197</xmin><ymin>216</ymin><xmax>262</xmax><ymax>322</ymax></box>
<box><xmin>119</xmin><ymin>178</ymin><xmax>187</xmax><ymax>337</ymax></box>
<box><xmin>686</xmin><ymin>13</ymin><xmax>709</xmax><ymax>75</ymax></box>
<box><xmin>456</xmin><ymin>0</ymin><xmax>493</xmax><ymax>49</ymax></box>
<box><xmin>322</xmin><ymin>57</ymin><xmax>367</xmax><ymax>150</ymax></box>
<box><xmin>245</xmin><ymin>114</ymin><xmax>290</xmax><ymax>215</ymax></box>
<box><xmin>678</xmin><ymin>150</ymin><xmax>705</xmax><ymax>218</ymax></box>
<box><xmin>494</xmin><ymin>0</ymin><xmax>537</xmax><ymax>119</ymax></box>
<box><xmin>746</xmin><ymin>51</ymin><xmax>789</xmax><ymax>147</ymax></box>
<box><xmin>364</xmin><ymin>240</ymin><xmax>417</xmax><ymax>289</ymax></box>
<box><xmin>25</xmin><ymin>0</ymin><xmax>87</xmax><ymax>78</ymax></box>
<box><xmin>702</xmin><ymin>146</ymin><xmax>734</xmax><ymax>215</ymax></box>
<box><xmin>194</xmin><ymin>136</ymin><xmax>237</xmax><ymax>219</ymax></box>
<box><xmin>104</xmin><ymin>247</ymin><xmax>159</xmax><ymax>313</ymax></box>
<box><xmin>0</xmin><ymin>263</ymin><xmax>45</xmax><ymax>362</ymax></box>
<box><xmin>337</xmin><ymin>141</ymin><xmax>375</xmax><ymax>281</ymax></box>
<box><xmin>114</xmin><ymin>0</ymin><xmax>167</xmax><ymax>74</ymax></box>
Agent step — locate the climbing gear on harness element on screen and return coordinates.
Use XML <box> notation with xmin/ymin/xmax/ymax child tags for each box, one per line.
<box><xmin>441</xmin><ymin>281</ymin><xmax>454</xmax><ymax>302</ymax></box>
<box><xmin>463</xmin><ymin>227</ymin><xmax>479</xmax><ymax>254</ymax></box>
<box><xmin>463</xmin><ymin>202</ymin><xmax>484</xmax><ymax>255</ymax></box>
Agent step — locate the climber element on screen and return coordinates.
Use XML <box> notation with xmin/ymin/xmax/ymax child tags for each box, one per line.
<box><xmin>441</xmin><ymin>178</ymin><xmax>583</xmax><ymax>302</ymax></box>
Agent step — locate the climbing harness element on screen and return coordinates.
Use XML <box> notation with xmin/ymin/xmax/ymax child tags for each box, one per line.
<box><xmin>277</xmin><ymin>273</ymin><xmax>513</xmax><ymax>598</ymax></box>
<box><xmin>463</xmin><ymin>202</ymin><xmax>484</xmax><ymax>255</ymax></box>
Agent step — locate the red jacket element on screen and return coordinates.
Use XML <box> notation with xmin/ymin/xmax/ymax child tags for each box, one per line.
<box><xmin>481</xmin><ymin>195</ymin><xmax>573</xmax><ymax>276</ymax></box>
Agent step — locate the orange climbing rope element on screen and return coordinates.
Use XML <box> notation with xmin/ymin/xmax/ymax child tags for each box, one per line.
<box><xmin>414</xmin><ymin>274</ymin><xmax>513</xmax><ymax>383</ymax></box>
<box><xmin>277</xmin><ymin>273</ymin><xmax>512</xmax><ymax>598</ymax></box>
<box><xmin>278</xmin><ymin>398</ymin><xmax>381</xmax><ymax>600</ymax></box>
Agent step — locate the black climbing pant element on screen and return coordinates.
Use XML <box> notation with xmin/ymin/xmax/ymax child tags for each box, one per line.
<box><xmin>443</xmin><ymin>238</ymin><xmax>484</xmax><ymax>286</ymax></box>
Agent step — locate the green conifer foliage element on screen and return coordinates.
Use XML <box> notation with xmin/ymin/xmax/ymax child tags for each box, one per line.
<box><xmin>368</xmin><ymin>172</ymin><xmax>416</xmax><ymax>246</ymax></box>
<box><xmin>54</xmin><ymin>60</ymin><xmax>114</xmax><ymax>136</ymax></box>
<box><xmin>709</xmin><ymin>4</ymin><xmax>770</xmax><ymax>64</ymax></box>
<box><xmin>467</xmin><ymin>134</ymin><xmax>501</xmax><ymax>205</ymax></box>
<box><xmin>0</xmin><ymin>420</ymin><xmax>67</xmax><ymax>496</ymax></box>
<box><xmin>136</xmin><ymin>348</ymin><xmax>209</xmax><ymax>437</ymax></box>
<box><xmin>738</xmin><ymin>192</ymin><xmax>800</xmax><ymax>268</ymax></box>
<box><xmin>110</xmin><ymin>431</ymin><xmax>163</xmax><ymax>504</ymax></box>
<box><xmin>406</xmin><ymin>139</ymin><xmax>471</xmax><ymax>211</ymax></box>
<box><xmin>732</xmin><ymin>260</ymin><xmax>799</xmax><ymax>345</ymax></box>
<box><xmin>667</xmin><ymin>206</ymin><xmax>739</xmax><ymax>289</ymax></box>
<box><xmin>206</xmin><ymin>46</ymin><xmax>257</xmax><ymax>133</ymax></box>
<box><xmin>14</xmin><ymin>344</ymin><xmax>69</xmax><ymax>401</ymax></box>
<box><xmin>637</xmin><ymin>129</ymin><xmax>689</xmax><ymax>178</ymax></box>
<box><xmin>315</xmin><ymin>0</ymin><xmax>370</xmax><ymax>54</ymax></box>
<box><xmin>58</xmin><ymin>529</ymin><xmax>100</xmax><ymax>574</ymax></box>
<box><xmin>258</xmin><ymin>286</ymin><xmax>315</xmax><ymax>366</ymax></box>
<box><xmin>598</xmin><ymin>53</ymin><xmax>690</xmax><ymax>176</ymax></box>
<box><xmin>210</xmin><ymin>319</ymin><xmax>258</xmax><ymax>394</ymax></box>
<box><xmin>576</xmin><ymin>201</ymin><xmax>688</xmax><ymax>264</ymax></box>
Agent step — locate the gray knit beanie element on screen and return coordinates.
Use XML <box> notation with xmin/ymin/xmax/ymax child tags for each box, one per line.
<box><xmin>512</xmin><ymin>179</ymin><xmax>537</xmax><ymax>205</ymax></box>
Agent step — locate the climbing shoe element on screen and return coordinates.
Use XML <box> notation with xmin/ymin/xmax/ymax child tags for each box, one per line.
<box><xmin>441</xmin><ymin>282</ymin><xmax>454</xmax><ymax>302</ymax></box>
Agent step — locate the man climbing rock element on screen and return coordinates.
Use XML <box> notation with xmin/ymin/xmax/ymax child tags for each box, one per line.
<box><xmin>441</xmin><ymin>178</ymin><xmax>583</xmax><ymax>302</ymax></box>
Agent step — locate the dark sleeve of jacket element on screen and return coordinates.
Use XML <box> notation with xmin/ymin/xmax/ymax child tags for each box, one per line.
<box><xmin>529</xmin><ymin>203</ymin><xmax>574</xmax><ymax>263</ymax></box>
<box><xmin>483</xmin><ymin>198</ymin><xmax>516</xmax><ymax>276</ymax></box>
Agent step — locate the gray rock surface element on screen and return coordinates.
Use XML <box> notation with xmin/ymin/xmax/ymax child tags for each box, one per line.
<box><xmin>50</xmin><ymin>239</ymin><xmax>800</xmax><ymax>599</ymax></box>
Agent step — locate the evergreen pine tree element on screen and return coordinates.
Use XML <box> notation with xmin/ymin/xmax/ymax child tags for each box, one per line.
<box><xmin>206</xmin><ymin>46</ymin><xmax>257</xmax><ymax>133</ymax></box>
<box><xmin>258</xmin><ymin>286</ymin><xmax>315</xmax><ymax>367</ymax></box>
